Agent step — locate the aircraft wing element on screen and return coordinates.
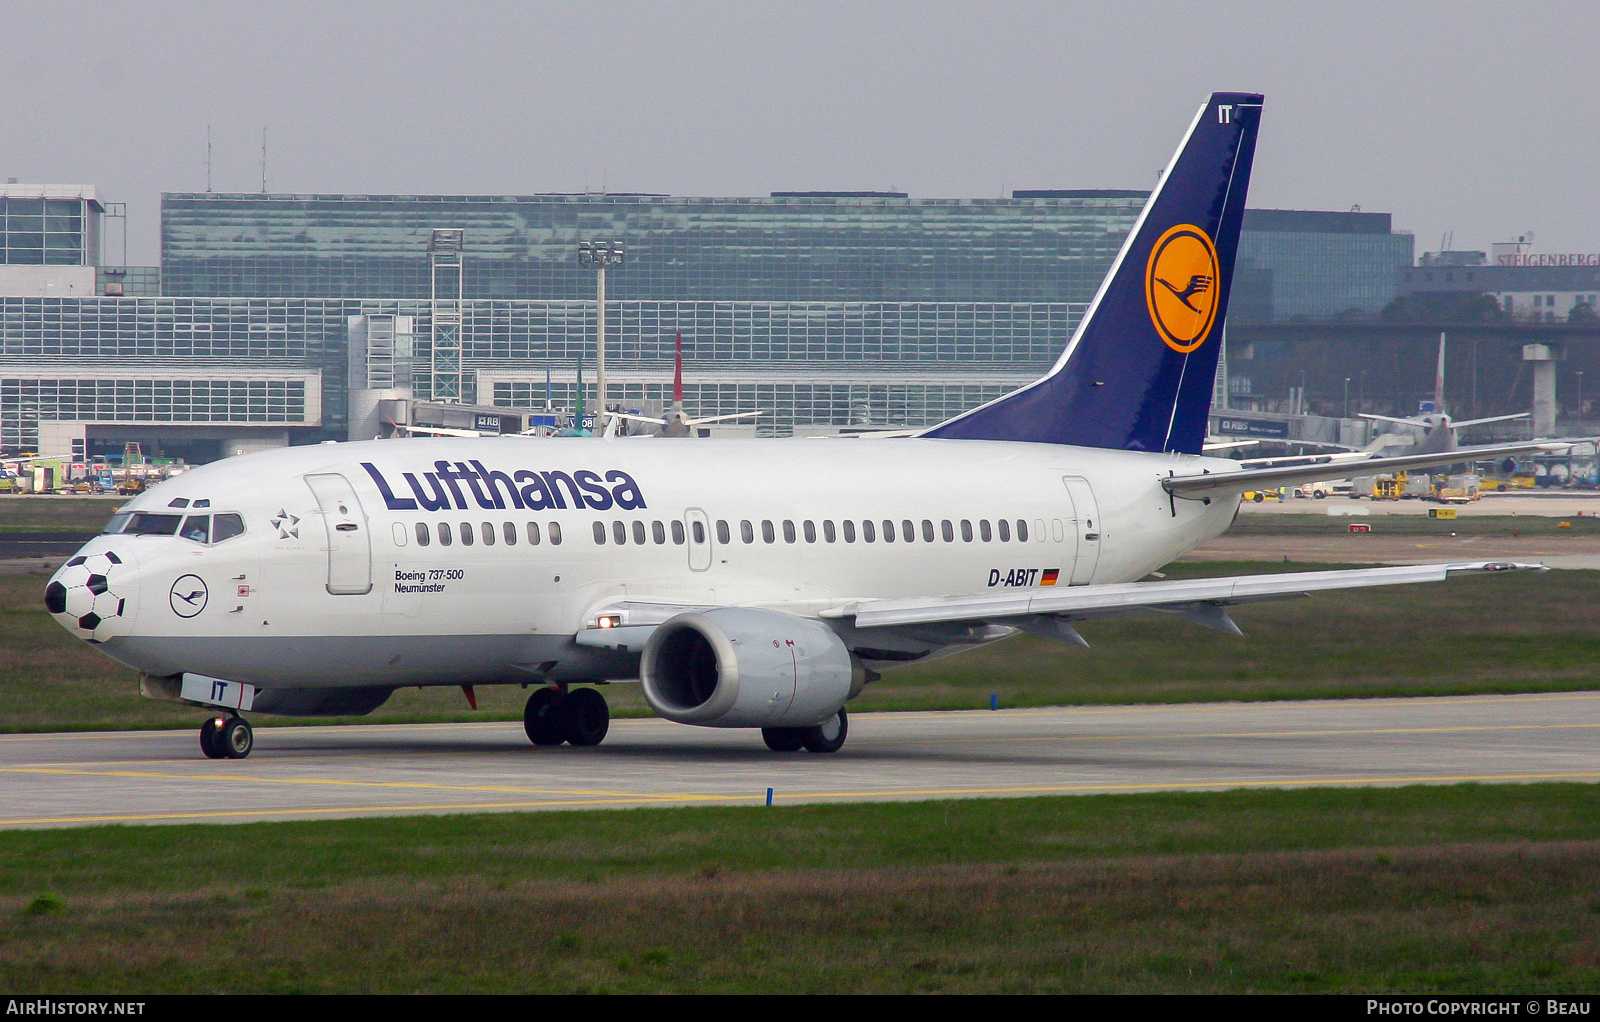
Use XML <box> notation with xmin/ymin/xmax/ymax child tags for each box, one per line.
<box><xmin>609</xmin><ymin>412</ymin><xmax>668</xmax><ymax>425</ymax></box>
<box><xmin>404</xmin><ymin>425</ymin><xmax>490</xmax><ymax>438</ymax></box>
<box><xmin>1163</xmin><ymin>440</ymin><xmax>1571</xmax><ymax>498</ymax></box>
<box><xmin>826</xmin><ymin>561</ymin><xmax>1543</xmax><ymax>632</ymax></box>
<box><xmin>686</xmin><ymin>410</ymin><xmax>765</xmax><ymax>425</ymax></box>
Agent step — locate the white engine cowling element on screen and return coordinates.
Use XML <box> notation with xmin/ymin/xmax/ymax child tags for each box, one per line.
<box><xmin>640</xmin><ymin>608</ymin><xmax>855</xmax><ymax>728</ymax></box>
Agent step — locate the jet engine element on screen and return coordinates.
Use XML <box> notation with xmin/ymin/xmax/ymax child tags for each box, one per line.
<box><xmin>640</xmin><ymin>608</ymin><xmax>859</xmax><ymax>727</ymax></box>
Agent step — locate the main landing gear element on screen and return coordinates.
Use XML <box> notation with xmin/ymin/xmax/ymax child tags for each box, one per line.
<box><xmin>523</xmin><ymin>685</ymin><xmax>611</xmax><ymax>748</ymax></box>
<box><xmin>200</xmin><ymin>714</ymin><xmax>253</xmax><ymax>759</ymax></box>
<box><xmin>762</xmin><ymin>708</ymin><xmax>848</xmax><ymax>754</ymax></box>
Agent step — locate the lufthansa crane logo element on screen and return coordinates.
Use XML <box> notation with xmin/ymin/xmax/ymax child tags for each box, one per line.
<box><xmin>1145</xmin><ymin>224</ymin><xmax>1221</xmax><ymax>353</ymax></box>
<box><xmin>169</xmin><ymin>575</ymin><xmax>209</xmax><ymax>618</ymax></box>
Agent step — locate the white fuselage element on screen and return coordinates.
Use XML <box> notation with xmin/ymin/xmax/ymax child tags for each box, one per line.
<box><xmin>58</xmin><ymin>436</ymin><xmax>1241</xmax><ymax>690</ymax></box>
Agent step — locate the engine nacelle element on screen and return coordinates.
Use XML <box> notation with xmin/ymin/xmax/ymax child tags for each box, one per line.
<box><xmin>640</xmin><ymin>608</ymin><xmax>856</xmax><ymax>728</ymax></box>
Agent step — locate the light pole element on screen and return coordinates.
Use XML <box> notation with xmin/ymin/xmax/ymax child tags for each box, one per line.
<box><xmin>577</xmin><ymin>241</ymin><xmax>625</xmax><ymax>431</ymax></box>
<box><xmin>1343</xmin><ymin>377</ymin><xmax>1351</xmax><ymax>419</ymax></box>
<box><xmin>1579</xmin><ymin>371</ymin><xmax>1586</xmax><ymax>423</ymax></box>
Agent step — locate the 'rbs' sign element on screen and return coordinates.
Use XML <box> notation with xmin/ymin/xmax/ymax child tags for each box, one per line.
<box><xmin>361</xmin><ymin>461</ymin><xmax>645</xmax><ymax>512</ymax></box>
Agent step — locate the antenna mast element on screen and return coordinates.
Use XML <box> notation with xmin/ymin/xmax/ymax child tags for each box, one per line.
<box><xmin>260</xmin><ymin>128</ymin><xmax>267</xmax><ymax>193</ymax></box>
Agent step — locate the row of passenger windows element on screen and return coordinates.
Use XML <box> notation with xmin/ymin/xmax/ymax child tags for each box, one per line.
<box><xmin>406</xmin><ymin>521</ymin><xmax>564</xmax><ymax>548</ymax></box>
<box><xmin>594</xmin><ymin>517</ymin><xmax>1036</xmax><ymax>546</ymax></box>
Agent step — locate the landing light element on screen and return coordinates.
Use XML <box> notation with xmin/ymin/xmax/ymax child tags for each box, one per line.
<box><xmin>597</xmin><ymin>614</ymin><xmax>621</xmax><ymax>629</ymax></box>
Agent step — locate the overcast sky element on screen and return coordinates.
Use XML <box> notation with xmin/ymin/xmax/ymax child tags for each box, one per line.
<box><xmin>5</xmin><ymin>0</ymin><xmax>1596</xmax><ymax>265</ymax></box>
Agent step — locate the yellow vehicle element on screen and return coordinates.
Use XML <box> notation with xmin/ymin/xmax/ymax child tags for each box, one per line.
<box><xmin>1243</xmin><ymin>487</ymin><xmax>1284</xmax><ymax>503</ymax></box>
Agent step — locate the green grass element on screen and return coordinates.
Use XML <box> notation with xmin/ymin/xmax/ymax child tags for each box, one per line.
<box><xmin>6</xmin><ymin>560</ymin><xmax>1600</xmax><ymax>731</ymax></box>
<box><xmin>4</xmin><ymin>784</ymin><xmax>1600</xmax><ymax>992</ymax></box>
<box><xmin>1229</xmin><ymin>512</ymin><xmax>1600</xmax><ymax>536</ymax></box>
<box><xmin>0</xmin><ymin>497</ymin><xmax>123</xmax><ymax>535</ymax></box>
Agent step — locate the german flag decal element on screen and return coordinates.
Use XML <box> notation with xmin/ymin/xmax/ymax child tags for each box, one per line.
<box><xmin>1040</xmin><ymin>569</ymin><xmax>1060</xmax><ymax>586</ymax></box>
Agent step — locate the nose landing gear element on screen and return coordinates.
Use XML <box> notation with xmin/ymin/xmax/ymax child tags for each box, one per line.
<box><xmin>200</xmin><ymin>715</ymin><xmax>254</xmax><ymax>759</ymax></box>
<box><xmin>522</xmin><ymin>685</ymin><xmax>610</xmax><ymax>748</ymax></box>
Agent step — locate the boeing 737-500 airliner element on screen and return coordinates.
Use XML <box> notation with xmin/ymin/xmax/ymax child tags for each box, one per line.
<box><xmin>45</xmin><ymin>93</ymin><xmax>1562</xmax><ymax>759</ymax></box>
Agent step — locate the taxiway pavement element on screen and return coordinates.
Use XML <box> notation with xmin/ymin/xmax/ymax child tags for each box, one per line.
<box><xmin>2</xmin><ymin>691</ymin><xmax>1598</xmax><ymax>829</ymax></box>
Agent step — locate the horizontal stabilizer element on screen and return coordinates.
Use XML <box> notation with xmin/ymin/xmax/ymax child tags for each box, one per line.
<box><xmin>1163</xmin><ymin>440</ymin><xmax>1572</xmax><ymax>498</ymax></box>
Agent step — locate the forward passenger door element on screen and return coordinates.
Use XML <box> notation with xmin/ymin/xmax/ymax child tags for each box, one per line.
<box><xmin>304</xmin><ymin>473</ymin><xmax>373</xmax><ymax>595</ymax></box>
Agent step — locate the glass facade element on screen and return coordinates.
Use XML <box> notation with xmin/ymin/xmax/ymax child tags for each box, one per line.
<box><xmin>0</xmin><ymin>295</ymin><xmax>1067</xmax><ymax>451</ymax></box>
<box><xmin>161</xmin><ymin>192</ymin><xmax>1143</xmax><ymax>302</ymax></box>
<box><xmin>0</xmin><ymin>190</ymin><xmax>100</xmax><ymax>267</ymax></box>
<box><xmin>1233</xmin><ymin>209</ymin><xmax>1415</xmax><ymax>321</ymax></box>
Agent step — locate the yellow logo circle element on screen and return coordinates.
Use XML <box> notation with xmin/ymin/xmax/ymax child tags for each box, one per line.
<box><xmin>1145</xmin><ymin>224</ymin><xmax>1221</xmax><ymax>353</ymax></box>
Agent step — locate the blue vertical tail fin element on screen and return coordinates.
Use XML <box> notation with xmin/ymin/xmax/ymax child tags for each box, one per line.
<box><xmin>921</xmin><ymin>92</ymin><xmax>1263</xmax><ymax>454</ymax></box>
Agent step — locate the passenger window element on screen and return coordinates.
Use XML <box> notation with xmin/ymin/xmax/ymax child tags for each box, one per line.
<box><xmin>998</xmin><ymin>519</ymin><xmax>1011</xmax><ymax>542</ymax></box>
<box><xmin>671</xmin><ymin>520</ymin><xmax>685</xmax><ymax>544</ymax></box>
<box><xmin>179</xmin><ymin>516</ymin><xmax>210</xmax><ymax>544</ymax></box>
<box><xmin>960</xmin><ymin>520</ymin><xmax>974</xmax><ymax>542</ymax></box>
<box><xmin>979</xmin><ymin>520</ymin><xmax>992</xmax><ymax>542</ymax></box>
<box><xmin>902</xmin><ymin>520</ymin><xmax>914</xmax><ymax>542</ymax></box>
<box><xmin>1033</xmin><ymin>519</ymin><xmax>1046</xmax><ymax>542</ymax></box>
<box><xmin>741</xmin><ymin>520</ymin><xmax>755</xmax><ymax>544</ymax></box>
<box><xmin>439</xmin><ymin>522</ymin><xmax>453</xmax><ymax>546</ymax></box>
<box><xmin>862</xmin><ymin>520</ymin><xmax>876</xmax><ymax>543</ymax></box>
<box><xmin>392</xmin><ymin>522</ymin><xmax>408</xmax><ymax>547</ymax></box>
<box><xmin>415</xmin><ymin>522</ymin><xmax>431</xmax><ymax>547</ymax></box>
<box><xmin>549</xmin><ymin>522</ymin><xmax>563</xmax><ymax>545</ymax></box>
<box><xmin>783</xmin><ymin>520</ymin><xmax>796</xmax><ymax>543</ymax></box>
<box><xmin>880</xmin><ymin>520</ymin><xmax>893</xmax><ymax>543</ymax></box>
<box><xmin>213</xmin><ymin>513</ymin><xmax>246</xmax><ymax>543</ymax></box>
<box><xmin>592</xmin><ymin>522</ymin><xmax>606</xmax><ymax>544</ymax></box>
<box><xmin>1016</xmin><ymin>519</ymin><xmax>1029</xmax><ymax>542</ymax></box>
<box><xmin>761</xmin><ymin>520</ymin><xmax>775</xmax><ymax>544</ymax></box>
<box><xmin>803</xmin><ymin>521</ymin><xmax>817</xmax><ymax>543</ymax></box>
<box><xmin>632</xmin><ymin>521</ymin><xmax>646</xmax><ymax>545</ymax></box>
<box><xmin>942</xmin><ymin>520</ymin><xmax>954</xmax><ymax>543</ymax></box>
<box><xmin>824</xmin><ymin>520</ymin><xmax>837</xmax><ymax>543</ymax></box>
<box><xmin>504</xmin><ymin>521</ymin><xmax>517</xmax><ymax>545</ymax></box>
<box><xmin>1052</xmin><ymin>519</ymin><xmax>1065</xmax><ymax>542</ymax></box>
<box><xmin>527</xmin><ymin>522</ymin><xmax>541</xmax><ymax>545</ymax></box>
<box><xmin>656</xmin><ymin>521</ymin><xmax>669</xmax><ymax>545</ymax></box>
<box><xmin>692</xmin><ymin>520</ymin><xmax>706</xmax><ymax>544</ymax></box>
<box><xmin>481</xmin><ymin>522</ymin><xmax>495</xmax><ymax>546</ymax></box>
<box><xmin>715</xmin><ymin>520</ymin><xmax>728</xmax><ymax>544</ymax></box>
<box><xmin>460</xmin><ymin>523</ymin><xmax>474</xmax><ymax>546</ymax></box>
<box><xmin>613</xmin><ymin>521</ymin><xmax>627</xmax><ymax>545</ymax></box>
<box><xmin>843</xmin><ymin>520</ymin><xmax>856</xmax><ymax>543</ymax></box>
<box><xmin>922</xmin><ymin>519</ymin><xmax>935</xmax><ymax>543</ymax></box>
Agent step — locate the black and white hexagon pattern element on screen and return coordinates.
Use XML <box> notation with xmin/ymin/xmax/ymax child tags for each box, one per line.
<box><xmin>44</xmin><ymin>551</ymin><xmax>127</xmax><ymax>643</ymax></box>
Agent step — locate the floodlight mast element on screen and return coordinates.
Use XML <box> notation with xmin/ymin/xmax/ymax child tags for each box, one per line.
<box><xmin>577</xmin><ymin>241</ymin><xmax>625</xmax><ymax>431</ymax></box>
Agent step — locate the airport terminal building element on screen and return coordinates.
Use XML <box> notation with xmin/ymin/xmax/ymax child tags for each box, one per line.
<box><xmin>0</xmin><ymin>186</ymin><xmax>1416</xmax><ymax>459</ymax></box>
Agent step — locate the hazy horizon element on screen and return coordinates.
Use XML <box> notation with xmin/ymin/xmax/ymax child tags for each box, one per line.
<box><xmin>5</xmin><ymin>0</ymin><xmax>1596</xmax><ymax>266</ymax></box>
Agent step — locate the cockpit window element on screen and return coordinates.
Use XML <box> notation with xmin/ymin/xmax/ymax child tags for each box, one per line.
<box><xmin>212</xmin><ymin>514</ymin><xmax>245</xmax><ymax>543</ymax></box>
<box><xmin>102</xmin><ymin>512</ymin><xmax>132</xmax><ymax>535</ymax></box>
<box><xmin>180</xmin><ymin>516</ymin><xmax>211</xmax><ymax>544</ymax></box>
<box><xmin>121</xmin><ymin>512</ymin><xmax>184</xmax><ymax>536</ymax></box>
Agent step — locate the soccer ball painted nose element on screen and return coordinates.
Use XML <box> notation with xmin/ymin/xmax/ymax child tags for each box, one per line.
<box><xmin>45</xmin><ymin>548</ymin><xmax>136</xmax><ymax>644</ymax></box>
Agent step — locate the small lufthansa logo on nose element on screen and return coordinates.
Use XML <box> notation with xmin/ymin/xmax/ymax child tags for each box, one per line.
<box><xmin>169</xmin><ymin>574</ymin><xmax>209</xmax><ymax>618</ymax></box>
<box><xmin>1145</xmin><ymin>224</ymin><xmax>1221</xmax><ymax>353</ymax></box>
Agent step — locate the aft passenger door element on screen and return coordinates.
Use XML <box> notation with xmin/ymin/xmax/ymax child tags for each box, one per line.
<box><xmin>304</xmin><ymin>473</ymin><xmax>373</xmax><ymax>595</ymax></box>
<box><xmin>684</xmin><ymin>508</ymin><xmax>712</xmax><ymax>571</ymax></box>
<box><xmin>1061</xmin><ymin>476</ymin><xmax>1100</xmax><ymax>585</ymax></box>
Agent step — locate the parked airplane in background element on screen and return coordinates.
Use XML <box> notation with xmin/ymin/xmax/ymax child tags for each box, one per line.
<box><xmin>611</xmin><ymin>331</ymin><xmax>764</xmax><ymax>437</ymax></box>
<box><xmin>1361</xmin><ymin>333</ymin><xmax>1529</xmax><ymax>455</ymax></box>
<box><xmin>46</xmin><ymin>92</ymin><xmax>1562</xmax><ymax>761</ymax></box>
